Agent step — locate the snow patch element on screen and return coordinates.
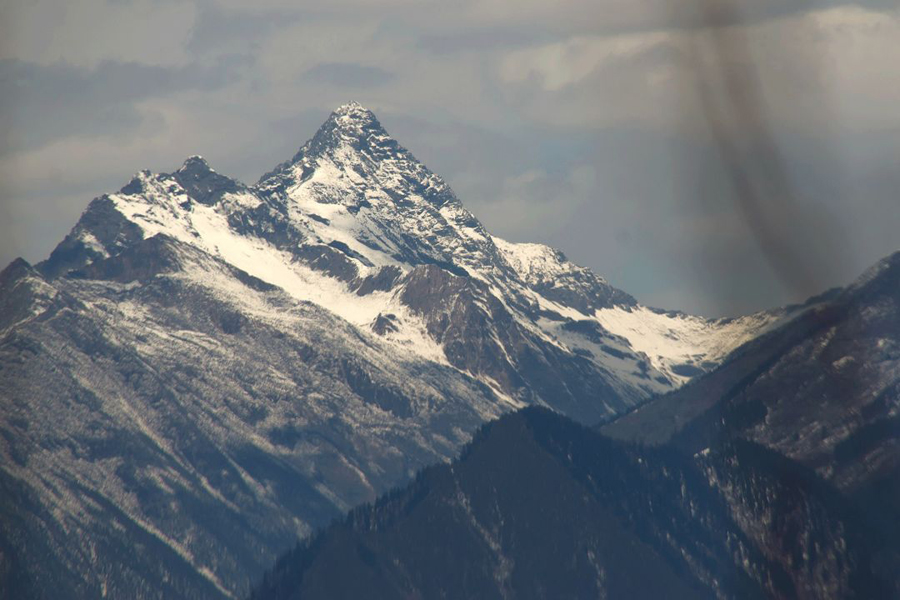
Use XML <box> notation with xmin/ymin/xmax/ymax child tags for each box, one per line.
<box><xmin>594</xmin><ymin>306</ymin><xmax>782</xmax><ymax>384</ymax></box>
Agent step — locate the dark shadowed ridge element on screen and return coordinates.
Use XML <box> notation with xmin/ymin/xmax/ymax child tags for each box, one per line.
<box><xmin>249</xmin><ymin>407</ymin><xmax>891</xmax><ymax>600</ymax></box>
<box><xmin>602</xmin><ymin>251</ymin><xmax>900</xmax><ymax>490</ymax></box>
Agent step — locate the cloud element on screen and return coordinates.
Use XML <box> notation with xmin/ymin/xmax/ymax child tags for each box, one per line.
<box><xmin>303</xmin><ymin>63</ymin><xmax>395</xmax><ymax>88</ymax></box>
<box><xmin>0</xmin><ymin>0</ymin><xmax>196</xmax><ymax>67</ymax></box>
<box><xmin>498</xmin><ymin>32</ymin><xmax>674</xmax><ymax>92</ymax></box>
<box><xmin>186</xmin><ymin>3</ymin><xmax>303</xmax><ymax>55</ymax></box>
<box><xmin>458</xmin><ymin>0</ymin><xmax>898</xmax><ymax>37</ymax></box>
<box><xmin>0</xmin><ymin>55</ymin><xmax>251</xmax><ymax>154</ymax></box>
<box><xmin>416</xmin><ymin>28</ymin><xmax>552</xmax><ymax>55</ymax></box>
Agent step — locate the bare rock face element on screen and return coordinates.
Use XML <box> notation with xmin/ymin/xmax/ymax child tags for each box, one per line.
<box><xmin>70</xmin><ymin>233</ymin><xmax>187</xmax><ymax>283</ymax></box>
<box><xmin>38</xmin><ymin>196</ymin><xmax>144</xmax><ymax>278</ymax></box>
<box><xmin>354</xmin><ymin>266</ymin><xmax>402</xmax><ymax>296</ymax></box>
<box><xmin>371</xmin><ymin>313</ymin><xmax>400</xmax><ymax>335</ymax></box>
<box><xmin>174</xmin><ymin>156</ymin><xmax>246</xmax><ymax>206</ymax></box>
<box><xmin>398</xmin><ymin>264</ymin><xmax>626</xmax><ymax>423</ymax></box>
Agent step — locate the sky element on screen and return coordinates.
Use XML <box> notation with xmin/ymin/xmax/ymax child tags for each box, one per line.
<box><xmin>1</xmin><ymin>0</ymin><xmax>898</xmax><ymax>317</ymax></box>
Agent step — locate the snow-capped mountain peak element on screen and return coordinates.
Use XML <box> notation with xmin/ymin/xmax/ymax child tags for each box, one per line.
<box><xmin>252</xmin><ymin>103</ymin><xmax>505</xmax><ymax>283</ymax></box>
<box><xmin>1</xmin><ymin>102</ymin><xmax>825</xmax><ymax>599</ymax></box>
<box><xmin>37</xmin><ymin>104</ymin><xmax>791</xmax><ymax>416</ymax></box>
<box><xmin>299</xmin><ymin>102</ymin><xmax>397</xmax><ymax>164</ymax></box>
<box><xmin>318</xmin><ymin>101</ymin><xmax>384</xmax><ymax>138</ymax></box>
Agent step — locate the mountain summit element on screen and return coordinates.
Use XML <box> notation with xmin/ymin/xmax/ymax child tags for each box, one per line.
<box><xmin>2</xmin><ymin>104</ymin><xmax>790</xmax><ymax>598</ymax></box>
<box><xmin>307</xmin><ymin>101</ymin><xmax>391</xmax><ymax>152</ymax></box>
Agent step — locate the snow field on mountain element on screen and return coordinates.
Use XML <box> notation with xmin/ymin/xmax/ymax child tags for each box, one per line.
<box><xmin>594</xmin><ymin>306</ymin><xmax>784</xmax><ymax>383</ymax></box>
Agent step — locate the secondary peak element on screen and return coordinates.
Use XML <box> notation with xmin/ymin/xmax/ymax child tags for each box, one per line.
<box><xmin>333</xmin><ymin>100</ymin><xmax>370</xmax><ymax>116</ymax></box>
<box><xmin>299</xmin><ymin>102</ymin><xmax>394</xmax><ymax>160</ymax></box>
<box><xmin>178</xmin><ymin>155</ymin><xmax>213</xmax><ymax>174</ymax></box>
<box><xmin>325</xmin><ymin>101</ymin><xmax>381</xmax><ymax>132</ymax></box>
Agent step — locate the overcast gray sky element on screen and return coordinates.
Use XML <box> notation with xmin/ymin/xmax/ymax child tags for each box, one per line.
<box><xmin>1</xmin><ymin>0</ymin><xmax>898</xmax><ymax>316</ymax></box>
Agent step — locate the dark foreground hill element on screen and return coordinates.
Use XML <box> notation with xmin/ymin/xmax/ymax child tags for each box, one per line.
<box><xmin>251</xmin><ymin>408</ymin><xmax>893</xmax><ymax>600</ymax></box>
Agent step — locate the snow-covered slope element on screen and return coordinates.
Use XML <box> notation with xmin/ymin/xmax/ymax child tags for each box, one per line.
<box><xmin>593</xmin><ymin>305</ymin><xmax>785</xmax><ymax>384</ymax></box>
<box><xmin>1</xmin><ymin>103</ymin><xmax>793</xmax><ymax>599</ymax></box>
<box><xmin>491</xmin><ymin>235</ymin><xmax>787</xmax><ymax>384</ymax></box>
